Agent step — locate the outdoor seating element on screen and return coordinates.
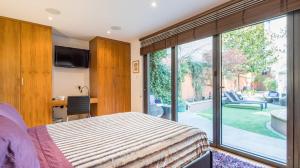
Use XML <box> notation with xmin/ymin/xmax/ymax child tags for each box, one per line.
<box><xmin>149</xmin><ymin>95</ymin><xmax>171</xmax><ymax>119</ymax></box>
<box><xmin>264</xmin><ymin>91</ymin><xmax>280</xmax><ymax>104</ymax></box>
<box><xmin>224</xmin><ymin>91</ymin><xmax>267</xmax><ymax>111</ymax></box>
<box><xmin>149</xmin><ymin>95</ymin><xmax>164</xmax><ymax>117</ymax></box>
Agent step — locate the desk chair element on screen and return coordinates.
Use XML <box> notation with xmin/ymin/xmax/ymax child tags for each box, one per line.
<box><xmin>67</xmin><ymin>96</ymin><xmax>91</xmax><ymax>121</ymax></box>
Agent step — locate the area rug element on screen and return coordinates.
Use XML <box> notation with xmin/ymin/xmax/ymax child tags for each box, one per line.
<box><xmin>213</xmin><ymin>151</ymin><xmax>263</xmax><ymax>168</ymax></box>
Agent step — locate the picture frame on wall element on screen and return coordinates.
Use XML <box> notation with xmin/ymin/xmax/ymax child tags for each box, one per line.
<box><xmin>132</xmin><ymin>60</ymin><xmax>139</xmax><ymax>73</ymax></box>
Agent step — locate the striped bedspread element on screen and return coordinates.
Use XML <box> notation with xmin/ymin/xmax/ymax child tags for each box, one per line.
<box><xmin>47</xmin><ymin>112</ymin><xmax>209</xmax><ymax>168</ymax></box>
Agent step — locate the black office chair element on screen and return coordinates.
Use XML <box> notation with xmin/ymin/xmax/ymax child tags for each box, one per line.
<box><xmin>67</xmin><ymin>96</ymin><xmax>91</xmax><ymax>121</ymax></box>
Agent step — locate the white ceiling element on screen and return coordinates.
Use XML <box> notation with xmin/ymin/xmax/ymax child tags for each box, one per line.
<box><xmin>0</xmin><ymin>0</ymin><xmax>229</xmax><ymax>42</ymax></box>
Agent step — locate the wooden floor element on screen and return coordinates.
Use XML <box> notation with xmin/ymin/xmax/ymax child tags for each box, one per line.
<box><xmin>212</xmin><ymin>147</ymin><xmax>275</xmax><ymax>168</ymax></box>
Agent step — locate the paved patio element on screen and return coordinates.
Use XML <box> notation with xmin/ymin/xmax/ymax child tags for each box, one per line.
<box><xmin>178</xmin><ymin>111</ymin><xmax>286</xmax><ymax>163</ymax></box>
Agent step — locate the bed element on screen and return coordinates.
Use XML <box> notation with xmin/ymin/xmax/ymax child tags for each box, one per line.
<box><xmin>0</xmin><ymin>104</ymin><xmax>211</xmax><ymax>168</ymax></box>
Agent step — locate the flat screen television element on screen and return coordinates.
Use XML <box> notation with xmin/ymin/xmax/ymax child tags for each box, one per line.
<box><xmin>54</xmin><ymin>46</ymin><xmax>89</xmax><ymax>68</ymax></box>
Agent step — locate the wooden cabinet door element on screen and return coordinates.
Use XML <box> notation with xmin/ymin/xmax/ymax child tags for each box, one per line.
<box><xmin>0</xmin><ymin>18</ymin><xmax>21</xmax><ymax>111</ymax></box>
<box><xmin>90</xmin><ymin>37</ymin><xmax>131</xmax><ymax>116</ymax></box>
<box><xmin>20</xmin><ymin>22</ymin><xmax>52</xmax><ymax>127</ymax></box>
<box><xmin>97</xmin><ymin>39</ymin><xmax>131</xmax><ymax>115</ymax></box>
<box><xmin>115</xmin><ymin>42</ymin><xmax>131</xmax><ymax>112</ymax></box>
<box><xmin>122</xmin><ymin>43</ymin><xmax>131</xmax><ymax>112</ymax></box>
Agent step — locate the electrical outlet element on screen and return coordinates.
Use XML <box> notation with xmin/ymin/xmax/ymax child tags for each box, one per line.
<box><xmin>77</xmin><ymin>85</ymin><xmax>82</xmax><ymax>93</ymax></box>
<box><xmin>77</xmin><ymin>85</ymin><xmax>84</xmax><ymax>93</ymax></box>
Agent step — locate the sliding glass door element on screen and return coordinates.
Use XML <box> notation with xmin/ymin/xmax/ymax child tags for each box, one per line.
<box><xmin>176</xmin><ymin>38</ymin><xmax>213</xmax><ymax>140</ymax></box>
<box><xmin>148</xmin><ymin>48</ymin><xmax>172</xmax><ymax>120</ymax></box>
<box><xmin>144</xmin><ymin>14</ymin><xmax>292</xmax><ymax>166</ymax></box>
<box><xmin>221</xmin><ymin>16</ymin><xmax>287</xmax><ymax>162</ymax></box>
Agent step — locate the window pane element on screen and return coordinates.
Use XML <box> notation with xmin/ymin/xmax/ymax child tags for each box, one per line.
<box><xmin>221</xmin><ymin>17</ymin><xmax>287</xmax><ymax>162</ymax></box>
<box><xmin>177</xmin><ymin>37</ymin><xmax>213</xmax><ymax>140</ymax></box>
<box><xmin>148</xmin><ymin>48</ymin><xmax>172</xmax><ymax>120</ymax></box>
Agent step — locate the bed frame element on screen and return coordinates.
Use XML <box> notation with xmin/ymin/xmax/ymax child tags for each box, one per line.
<box><xmin>184</xmin><ymin>151</ymin><xmax>212</xmax><ymax>168</ymax></box>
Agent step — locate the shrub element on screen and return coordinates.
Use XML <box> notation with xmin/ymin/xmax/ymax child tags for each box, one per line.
<box><xmin>263</xmin><ymin>78</ymin><xmax>278</xmax><ymax>91</ymax></box>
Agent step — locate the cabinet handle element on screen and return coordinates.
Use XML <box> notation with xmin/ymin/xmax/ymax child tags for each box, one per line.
<box><xmin>21</xmin><ymin>77</ymin><xmax>24</xmax><ymax>86</ymax></box>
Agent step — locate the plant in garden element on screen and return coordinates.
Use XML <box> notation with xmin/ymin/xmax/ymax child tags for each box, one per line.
<box><xmin>187</xmin><ymin>59</ymin><xmax>209</xmax><ymax>100</ymax></box>
<box><xmin>149</xmin><ymin>47</ymin><xmax>212</xmax><ymax>104</ymax></box>
<box><xmin>178</xmin><ymin>48</ymin><xmax>212</xmax><ymax>101</ymax></box>
<box><xmin>263</xmin><ymin>78</ymin><xmax>278</xmax><ymax>91</ymax></box>
<box><xmin>149</xmin><ymin>50</ymin><xmax>172</xmax><ymax>104</ymax></box>
<box><xmin>222</xmin><ymin>24</ymin><xmax>278</xmax><ymax>76</ymax></box>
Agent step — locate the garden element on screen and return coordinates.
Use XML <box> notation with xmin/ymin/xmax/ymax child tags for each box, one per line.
<box><xmin>149</xmin><ymin>17</ymin><xmax>287</xmax><ymax>140</ymax></box>
<box><xmin>197</xmin><ymin>105</ymin><xmax>286</xmax><ymax>139</ymax></box>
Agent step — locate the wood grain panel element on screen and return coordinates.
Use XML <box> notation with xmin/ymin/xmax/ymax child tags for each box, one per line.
<box><xmin>51</xmin><ymin>98</ymin><xmax>98</xmax><ymax>107</ymax></box>
<box><xmin>287</xmin><ymin>0</ymin><xmax>300</xmax><ymax>11</ymax></box>
<box><xmin>20</xmin><ymin>22</ymin><xmax>52</xmax><ymax>127</ymax></box>
<box><xmin>177</xmin><ymin>29</ymin><xmax>195</xmax><ymax>45</ymax></box>
<box><xmin>140</xmin><ymin>44</ymin><xmax>154</xmax><ymax>55</ymax></box>
<box><xmin>90</xmin><ymin>37</ymin><xmax>131</xmax><ymax>116</ymax></box>
<box><xmin>217</xmin><ymin>12</ymin><xmax>243</xmax><ymax>33</ymax></box>
<box><xmin>0</xmin><ymin>17</ymin><xmax>21</xmax><ymax>111</ymax></box>
<box><xmin>244</xmin><ymin>0</ymin><xmax>282</xmax><ymax>25</ymax></box>
<box><xmin>153</xmin><ymin>40</ymin><xmax>166</xmax><ymax>52</ymax></box>
<box><xmin>166</xmin><ymin>36</ymin><xmax>178</xmax><ymax>48</ymax></box>
<box><xmin>89</xmin><ymin>38</ymin><xmax>98</xmax><ymax>116</ymax></box>
<box><xmin>195</xmin><ymin>21</ymin><xmax>217</xmax><ymax>40</ymax></box>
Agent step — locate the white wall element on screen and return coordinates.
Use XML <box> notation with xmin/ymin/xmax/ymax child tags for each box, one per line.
<box><xmin>130</xmin><ymin>40</ymin><xmax>143</xmax><ymax>112</ymax></box>
<box><xmin>52</xmin><ymin>35</ymin><xmax>90</xmax><ymax>97</ymax></box>
<box><xmin>52</xmin><ymin>36</ymin><xmax>144</xmax><ymax>114</ymax></box>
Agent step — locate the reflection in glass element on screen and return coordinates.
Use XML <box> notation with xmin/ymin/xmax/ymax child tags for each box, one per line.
<box><xmin>221</xmin><ymin>17</ymin><xmax>287</xmax><ymax>162</ymax></box>
<box><xmin>148</xmin><ymin>48</ymin><xmax>172</xmax><ymax>120</ymax></box>
<box><xmin>177</xmin><ymin>37</ymin><xmax>213</xmax><ymax>140</ymax></box>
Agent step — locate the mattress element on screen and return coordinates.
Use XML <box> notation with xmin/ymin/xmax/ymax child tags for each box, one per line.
<box><xmin>46</xmin><ymin>112</ymin><xmax>209</xmax><ymax>168</ymax></box>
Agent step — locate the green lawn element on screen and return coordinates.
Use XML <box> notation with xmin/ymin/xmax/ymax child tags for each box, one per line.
<box><xmin>197</xmin><ymin>104</ymin><xmax>286</xmax><ymax>139</ymax></box>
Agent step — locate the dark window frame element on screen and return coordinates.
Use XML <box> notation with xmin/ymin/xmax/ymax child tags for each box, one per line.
<box><xmin>143</xmin><ymin>12</ymin><xmax>300</xmax><ymax>168</ymax></box>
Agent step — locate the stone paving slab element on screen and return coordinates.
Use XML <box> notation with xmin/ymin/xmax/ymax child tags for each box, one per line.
<box><xmin>178</xmin><ymin>112</ymin><xmax>286</xmax><ymax>163</ymax></box>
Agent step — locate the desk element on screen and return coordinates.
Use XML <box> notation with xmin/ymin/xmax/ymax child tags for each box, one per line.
<box><xmin>51</xmin><ymin>98</ymin><xmax>98</xmax><ymax>107</ymax></box>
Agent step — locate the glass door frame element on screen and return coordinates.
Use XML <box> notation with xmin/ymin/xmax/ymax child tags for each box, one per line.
<box><xmin>143</xmin><ymin>13</ymin><xmax>298</xmax><ymax>168</ymax></box>
<box><xmin>215</xmin><ymin>15</ymin><xmax>292</xmax><ymax>167</ymax></box>
<box><xmin>143</xmin><ymin>47</ymin><xmax>178</xmax><ymax>121</ymax></box>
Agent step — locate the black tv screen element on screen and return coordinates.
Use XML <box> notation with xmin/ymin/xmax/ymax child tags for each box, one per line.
<box><xmin>54</xmin><ymin>46</ymin><xmax>89</xmax><ymax>68</ymax></box>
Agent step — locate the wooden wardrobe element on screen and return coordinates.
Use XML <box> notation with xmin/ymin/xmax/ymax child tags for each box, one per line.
<box><xmin>89</xmin><ymin>37</ymin><xmax>131</xmax><ymax>116</ymax></box>
<box><xmin>0</xmin><ymin>17</ymin><xmax>52</xmax><ymax>127</ymax></box>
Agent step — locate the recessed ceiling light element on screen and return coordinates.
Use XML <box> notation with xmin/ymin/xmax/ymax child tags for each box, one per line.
<box><xmin>151</xmin><ymin>1</ymin><xmax>157</xmax><ymax>7</ymax></box>
<box><xmin>106</xmin><ymin>30</ymin><xmax>111</xmax><ymax>34</ymax></box>
<box><xmin>48</xmin><ymin>16</ymin><xmax>53</xmax><ymax>21</ymax></box>
<box><xmin>111</xmin><ymin>26</ymin><xmax>122</xmax><ymax>31</ymax></box>
<box><xmin>45</xmin><ymin>8</ymin><xmax>61</xmax><ymax>15</ymax></box>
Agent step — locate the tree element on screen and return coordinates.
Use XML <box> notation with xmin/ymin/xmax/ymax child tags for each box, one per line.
<box><xmin>222</xmin><ymin>49</ymin><xmax>247</xmax><ymax>79</ymax></box>
<box><xmin>222</xmin><ymin>24</ymin><xmax>278</xmax><ymax>75</ymax></box>
<box><xmin>222</xmin><ymin>49</ymin><xmax>247</xmax><ymax>90</ymax></box>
